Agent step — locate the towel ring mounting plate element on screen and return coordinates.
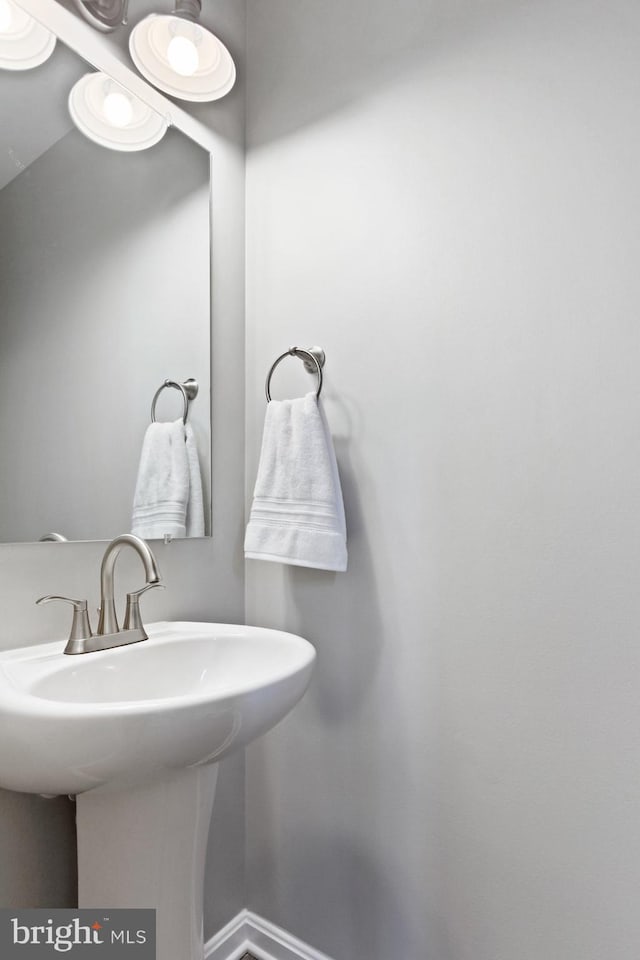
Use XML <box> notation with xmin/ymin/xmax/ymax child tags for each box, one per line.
<box><xmin>265</xmin><ymin>347</ymin><xmax>325</xmax><ymax>402</ymax></box>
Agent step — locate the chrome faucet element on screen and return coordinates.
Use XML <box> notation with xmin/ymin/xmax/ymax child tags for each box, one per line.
<box><xmin>97</xmin><ymin>534</ymin><xmax>161</xmax><ymax>636</ymax></box>
<box><xmin>37</xmin><ymin>534</ymin><xmax>163</xmax><ymax>655</ymax></box>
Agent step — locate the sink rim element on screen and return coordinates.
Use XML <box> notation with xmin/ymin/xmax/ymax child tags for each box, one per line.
<box><xmin>0</xmin><ymin>620</ymin><xmax>316</xmax><ymax>717</ymax></box>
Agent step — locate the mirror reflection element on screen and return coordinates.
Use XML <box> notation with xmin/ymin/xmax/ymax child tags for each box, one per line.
<box><xmin>0</xmin><ymin>38</ymin><xmax>211</xmax><ymax>543</ymax></box>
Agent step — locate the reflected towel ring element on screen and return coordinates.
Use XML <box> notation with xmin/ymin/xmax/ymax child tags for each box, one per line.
<box><xmin>265</xmin><ymin>347</ymin><xmax>325</xmax><ymax>402</ymax></box>
<box><xmin>151</xmin><ymin>378</ymin><xmax>199</xmax><ymax>424</ymax></box>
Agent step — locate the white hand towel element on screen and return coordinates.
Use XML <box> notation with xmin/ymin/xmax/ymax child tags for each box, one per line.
<box><xmin>244</xmin><ymin>392</ymin><xmax>347</xmax><ymax>571</ymax></box>
<box><xmin>132</xmin><ymin>419</ymin><xmax>204</xmax><ymax>539</ymax></box>
<box><xmin>185</xmin><ymin>422</ymin><xmax>205</xmax><ymax>537</ymax></box>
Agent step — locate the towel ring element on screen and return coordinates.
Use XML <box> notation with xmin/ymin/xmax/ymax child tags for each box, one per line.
<box><xmin>151</xmin><ymin>378</ymin><xmax>199</xmax><ymax>424</ymax></box>
<box><xmin>265</xmin><ymin>347</ymin><xmax>325</xmax><ymax>402</ymax></box>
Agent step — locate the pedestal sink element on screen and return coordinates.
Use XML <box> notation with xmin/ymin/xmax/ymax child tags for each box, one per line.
<box><xmin>0</xmin><ymin>621</ymin><xmax>315</xmax><ymax>960</ymax></box>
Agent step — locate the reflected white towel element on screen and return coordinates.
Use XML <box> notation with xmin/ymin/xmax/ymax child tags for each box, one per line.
<box><xmin>132</xmin><ymin>419</ymin><xmax>204</xmax><ymax>539</ymax></box>
<box><xmin>185</xmin><ymin>422</ymin><xmax>205</xmax><ymax>537</ymax></box>
<box><xmin>244</xmin><ymin>393</ymin><xmax>347</xmax><ymax>571</ymax></box>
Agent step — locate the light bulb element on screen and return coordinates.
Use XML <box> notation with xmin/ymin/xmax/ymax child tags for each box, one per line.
<box><xmin>102</xmin><ymin>90</ymin><xmax>134</xmax><ymax>128</ymax></box>
<box><xmin>0</xmin><ymin>0</ymin><xmax>13</xmax><ymax>33</ymax></box>
<box><xmin>129</xmin><ymin>13</ymin><xmax>235</xmax><ymax>101</ymax></box>
<box><xmin>69</xmin><ymin>72</ymin><xmax>168</xmax><ymax>150</ymax></box>
<box><xmin>167</xmin><ymin>34</ymin><xmax>199</xmax><ymax>76</ymax></box>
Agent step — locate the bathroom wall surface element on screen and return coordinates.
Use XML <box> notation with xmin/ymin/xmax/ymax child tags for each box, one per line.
<box><xmin>244</xmin><ymin>0</ymin><xmax>640</xmax><ymax>958</ymax></box>
<box><xmin>0</xmin><ymin>0</ymin><xmax>246</xmax><ymax>932</ymax></box>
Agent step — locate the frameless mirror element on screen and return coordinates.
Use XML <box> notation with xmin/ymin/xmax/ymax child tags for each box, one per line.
<box><xmin>0</xmin><ymin>36</ymin><xmax>211</xmax><ymax>543</ymax></box>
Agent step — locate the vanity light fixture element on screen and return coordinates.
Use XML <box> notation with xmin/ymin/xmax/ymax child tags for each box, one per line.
<box><xmin>129</xmin><ymin>0</ymin><xmax>235</xmax><ymax>102</ymax></box>
<box><xmin>68</xmin><ymin>72</ymin><xmax>168</xmax><ymax>151</ymax></box>
<box><xmin>72</xmin><ymin>0</ymin><xmax>129</xmax><ymax>33</ymax></box>
<box><xmin>0</xmin><ymin>0</ymin><xmax>55</xmax><ymax>70</ymax></box>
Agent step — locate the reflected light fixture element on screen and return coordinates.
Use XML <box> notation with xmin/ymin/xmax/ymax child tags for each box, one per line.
<box><xmin>0</xmin><ymin>0</ymin><xmax>56</xmax><ymax>70</ymax></box>
<box><xmin>129</xmin><ymin>0</ymin><xmax>235</xmax><ymax>102</ymax></box>
<box><xmin>68</xmin><ymin>72</ymin><xmax>168</xmax><ymax>151</ymax></box>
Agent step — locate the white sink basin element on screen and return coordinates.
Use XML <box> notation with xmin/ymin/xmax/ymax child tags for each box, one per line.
<box><xmin>0</xmin><ymin>620</ymin><xmax>315</xmax><ymax>959</ymax></box>
<box><xmin>0</xmin><ymin>620</ymin><xmax>315</xmax><ymax>796</ymax></box>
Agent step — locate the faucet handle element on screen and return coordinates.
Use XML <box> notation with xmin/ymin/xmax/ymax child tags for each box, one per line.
<box><xmin>123</xmin><ymin>582</ymin><xmax>164</xmax><ymax>634</ymax></box>
<box><xmin>36</xmin><ymin>595</ymin><xmax>93</xmax><ymax>641</ymax></box>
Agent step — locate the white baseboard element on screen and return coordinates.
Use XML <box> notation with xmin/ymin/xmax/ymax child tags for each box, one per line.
<box><xmin>205</xmin><ymin>909</ymin><xmax>336</xmax><ymax>960</ymax></box>
<box><xmin>205</xmin><ymin>910</ymin><xmax>253</xmax><ymax>960</ymax></box>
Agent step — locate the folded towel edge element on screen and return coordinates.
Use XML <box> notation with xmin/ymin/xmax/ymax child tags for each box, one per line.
<box><xmin>245</xmin><ymin>550</ymin><xmax>347</xmax><ymax>572</ymax></box>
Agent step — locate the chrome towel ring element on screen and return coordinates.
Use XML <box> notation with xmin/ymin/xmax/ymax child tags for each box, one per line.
<box><xmin>265</xmin><ymin>346</ymin><xmax>326</xmax><ymax>402</ymax></box>
<box><xmin>150</xmin><ymin>378</ymin><xmax>199</xmax><ymax>424</ymax></box>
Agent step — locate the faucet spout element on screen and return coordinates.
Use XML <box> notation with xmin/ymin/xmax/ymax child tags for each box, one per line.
<box><xmin>97</xmin><ymin>534</ymin><xmax>161</xmax><ymax>636</ymax></box>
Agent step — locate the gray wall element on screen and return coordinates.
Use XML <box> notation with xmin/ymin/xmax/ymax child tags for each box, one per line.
<box><xmin>0</xmin><ymin>0</ymin><xmax>246</xmax><ymax>933</ymax></box>
<box><xmin>244</xmin><ymin>1</ymin><xmax>640</xmax><ymax>958</ymax></box>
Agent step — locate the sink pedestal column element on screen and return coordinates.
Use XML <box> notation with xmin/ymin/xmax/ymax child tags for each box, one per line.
<box><xmin>76</xmin><ymin>763</ymin><xmax>219</xmax><ymax>960</ymax></box>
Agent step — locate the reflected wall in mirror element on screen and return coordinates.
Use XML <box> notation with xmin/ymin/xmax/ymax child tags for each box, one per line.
<box><xmin>0</xmin><ymin>38</ymin><xmax>211</xmax><ymax>543</ymax></box>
